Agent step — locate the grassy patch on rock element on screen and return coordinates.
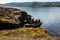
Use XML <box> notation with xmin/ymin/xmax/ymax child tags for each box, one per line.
<box><xmin>0</xmin><ymin>27</ymin><xmax>60</xmax><ymax>40</ymax></box>
<box><xmin>0</xmin><ymin>27</ymin><xmax>48</xmax><ymax>38</ymax></box>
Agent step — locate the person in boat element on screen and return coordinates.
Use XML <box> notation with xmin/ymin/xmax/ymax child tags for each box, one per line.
<box><xmin>34</xmin><ymin>19</ymin><xmax>42</xmax><ymax>27</ymax></box>
<box><xmin>35</xmin><ymin>19</ymin><xmax>38</xmax><ymax>24</ymax></box>
<box><xmin>37</xmin><ymin>19</ymin><xmax>42</xmax><ymax>27</ymax></box>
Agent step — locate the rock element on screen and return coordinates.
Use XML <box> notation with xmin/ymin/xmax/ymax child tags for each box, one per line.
<box><xmin>0</xmin><ymin>7</ymin><xmax>42</xmax><ymax>29</ymax></box>
<box><xmin>0</xmin><ymin>7</ymin><xmax>28</xmax><ymax>29</ymax></box>
<box><xmin>0</xmin><ymin>7</ymin><xmax>22</xmax><ymax>24</ymax></box>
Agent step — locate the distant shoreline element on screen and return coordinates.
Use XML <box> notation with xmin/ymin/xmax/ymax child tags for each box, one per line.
<box><xmin>0</xmin><ymin>2</ymin><xmax>60</xmax><ymax>7</ymax></box>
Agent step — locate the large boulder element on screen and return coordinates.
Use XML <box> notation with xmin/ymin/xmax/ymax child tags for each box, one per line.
<box><xmin>0</xmin><ymin>7</ymin><xmax>28</xmax><ymax>29</ymax></box>
<box><xmin>0</xmin><ymin>7</ymin><xmax>22</xmax><ymax>24</ymax></box>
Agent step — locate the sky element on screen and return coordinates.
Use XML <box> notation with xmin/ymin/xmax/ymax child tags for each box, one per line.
<box><xmin>0</xmin><ymin>0</ymin><xmax>60</xmax><ymax>4</ymax></box>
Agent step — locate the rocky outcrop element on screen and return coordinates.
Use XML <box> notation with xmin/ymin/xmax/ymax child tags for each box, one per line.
<box><xmin>0</xmin><ymin>7</ymin><xmax>27</xmax><ymax>29</ymax></box>
<box><xmin>0</xmin><ymin>7</ymin><xmax>22</xmax><ymax>24</ymax></box>
<box><xmin>0</xmin><ymin>7</ymin><xmax>42</xmax><ymax>29</ymax></box>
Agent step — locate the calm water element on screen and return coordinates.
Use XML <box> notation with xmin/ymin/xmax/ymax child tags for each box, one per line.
<box><xmin>15</xmin><ymin>7</ymin><xmax>60</xmax><ymax>36</ymax></box>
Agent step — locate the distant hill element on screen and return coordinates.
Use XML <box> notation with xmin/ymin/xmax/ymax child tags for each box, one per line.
<box><xmin>0</xmin><ymin>2</ymin><xmax>60</xmax><ymax>7</ymax></box>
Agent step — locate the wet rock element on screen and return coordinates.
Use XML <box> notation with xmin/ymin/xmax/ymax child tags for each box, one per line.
<box><xmin>0</xmin><ymin>7</ymin><xmax>27</xmax><ymax>29</ymax></box>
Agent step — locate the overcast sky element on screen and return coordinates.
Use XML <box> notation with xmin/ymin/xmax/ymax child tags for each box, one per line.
<box><xmin>0</xmin><ymin>0</ymin><xmax>60</xmax><ymax>4</ymax></box>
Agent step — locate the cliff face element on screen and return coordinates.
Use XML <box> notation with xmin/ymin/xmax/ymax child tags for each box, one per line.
<box><xmin>0</xmin><ymin>7</ymin><xmax>22</xmax><ymax>24</ymax></box>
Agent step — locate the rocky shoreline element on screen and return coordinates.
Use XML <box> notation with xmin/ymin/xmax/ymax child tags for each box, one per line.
<box><xmin>0</xmin><ymin>7</ymin><xmax>42</xmax><ymax>28</ymax></box>
<box><xmin>0</xmin><ymin>7</ymin><xmax>60</xmax><ymax>40</ymax></box>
